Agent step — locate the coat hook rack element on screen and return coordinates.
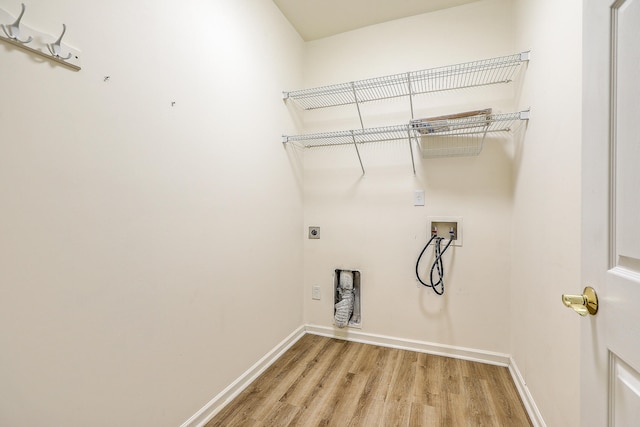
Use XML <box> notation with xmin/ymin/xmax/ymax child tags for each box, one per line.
<box><xmin>46</xmin><ymin>23</ymin><xmax>71</xmax><ymax>60</ymax></box>
<box><xmin>0</xmin><ymin>3</ymin><xmax>81</xmax><ymax>71</ymax></box>
<box><xmin>1</xmin><ymin>2</ymin><xmax>31</xmax><ymax>43</ymax></box>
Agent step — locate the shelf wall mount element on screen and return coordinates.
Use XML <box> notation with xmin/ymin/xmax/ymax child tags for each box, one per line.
<box><xmin>0</xmin><ymin>3</ymin><xmax>81</xmax><ymax>71</ymax></box>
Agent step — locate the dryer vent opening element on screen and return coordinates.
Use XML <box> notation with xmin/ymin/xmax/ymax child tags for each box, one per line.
<box><xmin>334</xmin><ymin>269</ymin><xmax>361</xmax><ymax>328</ymax></box>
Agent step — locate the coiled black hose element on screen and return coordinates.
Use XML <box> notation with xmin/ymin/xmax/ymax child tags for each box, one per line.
<box><xmin>415</xmin><ymin>230</ymin><xmax>455</xmax><ymax>295</ymax></box>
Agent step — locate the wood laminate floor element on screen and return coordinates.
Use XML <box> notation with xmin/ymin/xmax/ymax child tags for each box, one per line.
<box><xmin>206</xmin><ymin>334</ymin><xmax>532</xmax><ymax>427</ymax></box>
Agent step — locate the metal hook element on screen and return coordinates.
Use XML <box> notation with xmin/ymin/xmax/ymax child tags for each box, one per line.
<box><xmin>1</xmin><ymin>3</ymin><xmax>33</xmax><ymax>44</ymax></box>
<box><xmin>46</xmin><ymin>24</ymin><xmax>72</xmax><ymax>60</ymax></box>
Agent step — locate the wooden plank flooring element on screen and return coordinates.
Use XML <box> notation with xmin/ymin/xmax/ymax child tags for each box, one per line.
<box><xmin>206</xmin><ymin>334</ymin><xmax>532</xmax><ymax>427</ymax></box>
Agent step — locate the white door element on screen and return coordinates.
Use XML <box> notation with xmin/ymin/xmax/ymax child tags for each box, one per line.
<box><xmin>582</xmin><ymin>0</ymin><xmax>640</xmax><ymax>426</ymax></box>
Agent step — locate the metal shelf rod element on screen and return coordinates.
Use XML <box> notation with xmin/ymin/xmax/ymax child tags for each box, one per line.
<box><xmin>350</xmin><ymin>131</ymin><xmax>365</xmax><ymax>174</ymax></box>
<box><xmin>351</xmin><ymin>82</ymin><xmax>365</xmax><ymax>130</ymax></box>
<box><xmin>407</xmin><ymin>127</ymin><xmax>416</xmax><ymax>175</ymax></box>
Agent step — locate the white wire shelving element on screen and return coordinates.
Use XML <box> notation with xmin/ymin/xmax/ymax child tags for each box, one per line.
<box><xmin>282</xmin><ymin>52</ymin><xmax>530</xmax><ymax>173</ymax></box>
<box><xmin>284</xmin><ymin>111</ymin><xmax>529</xmax><ymax>148</ymax></box>
<box><xmin>282</xmin><ymin>124</ymin><xmax>417</xmax><ymax>174</ymax></box>
<box><xmin>283</xmin><ymin>124</ymin><xmax>413</xmax><ymax>148</ymax></box>
<box><xmin>283</xmin><ymin>52</ymin><xmax>529</xmax><ymax>110</ymax></box>
<box><xmin>283</xmin><ymin>111</ymin><xmax>530</xmax><ymax>173</ymax></box>
<box><xmin>411</xmin><ymin>110</ymin><xmax>530</xmax><ymax>158</ymax></box>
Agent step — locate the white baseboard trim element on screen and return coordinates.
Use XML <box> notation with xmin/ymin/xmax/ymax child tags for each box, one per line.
<box><xmin>509</xmin><ymin>357</ymin><xmax>546</xmax><ymax>427</ymax></box>
<box><xmin>304</xmin><ymin>324</ymin><xmax>511</xmax><ymax>367</ymax></box>
<box><xmin>179</xmin><ymin>325</ymin><xmax>306</xmax><ymax>427</ymax></box>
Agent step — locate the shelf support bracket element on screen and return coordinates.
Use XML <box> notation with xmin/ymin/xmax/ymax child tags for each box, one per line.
<box><xmin>407</xmin><ymin>72</ymin><xmax>415</xmax><ymax>120</ymax></box>
<box><xmin>406</xmin><ymin>73</ymin><xmax>417</xmax><ymax>174</ymax></box>
<box><xmin>407</xmin><ymin>128</ymin><xmax>417</xmax><ymax>175</ymax></box>
<box><xmin>351</xmin><ymin>82</ymin><xmax>365</xmax><ymax>130</ymax></box>
<box><xmin>350</xmin><ymin>130</ymin><xmax>365</xmax><ymax>175</ymax></box>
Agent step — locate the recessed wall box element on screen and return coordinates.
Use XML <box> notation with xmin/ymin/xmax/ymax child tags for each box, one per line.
<box><xmin>427</xmin><ymin>216</ymin><xmax>463</xmax><ymax>247</ymax></box>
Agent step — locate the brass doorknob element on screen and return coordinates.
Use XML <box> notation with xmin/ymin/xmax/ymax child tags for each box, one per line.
<box><xmin>562</xmin><ymin>286</ymin><xmax>598</xmax><ymax>316</ymax></box>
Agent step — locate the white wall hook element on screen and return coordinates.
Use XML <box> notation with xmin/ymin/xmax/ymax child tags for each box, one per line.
<box><xmin>0</xmin><ymin>5</ymin><xmax>81</xmax><ymax>70</ymax></box>
<box><xmin>46</xmin><ymin>23</ymin><xmax>72</xmax><ymax>60</ymax></box>
<box><xmin>1</xmin><ymin>3</ymin><xmax>32</xmax><ymax>44</ymax></box>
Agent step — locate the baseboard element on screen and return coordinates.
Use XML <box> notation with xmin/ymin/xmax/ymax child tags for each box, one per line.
<box><xmin>304</xmin><ymin>324</ymin><xmax>511</xmax><ymax>367</ymax></box>
<box><xmin>509</xmin><ymin>357</ymin><xmax>546</xmax><ymax>427</ymax></box>
<box><xmin>179</xmin><ymin>325</ymin><xmax>306</xmax><ymax>427</ymax></box>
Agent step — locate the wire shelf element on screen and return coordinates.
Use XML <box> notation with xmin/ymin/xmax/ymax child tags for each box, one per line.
<box><xmin>283</xmin><ymin>52</ymin><xmax>529</xmax><ymax>110</ymax></box>
<box><xmin>411</xmin><ymin>110</ymin><xmax>529</xmax><ymax>158</ymax></box>
<box><xmin>282</xmin><ymin>124</ymin><xmax>416</xmax><ymax>148</ymax></box>
<box><xmin>282</xmin><ymin>110</ymin><xmax>529</xmax><ymax>171</ymax></box>
<box><xmin>283</xmin><ymin>110</ymin><xmax>527</xmax><ymax>148</ymax></box>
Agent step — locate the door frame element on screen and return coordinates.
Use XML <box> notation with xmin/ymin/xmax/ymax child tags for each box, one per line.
<box><xmin>581</xmin><ymin>0</ymin><xmax>613</xmax><ymax>425</ymax></box>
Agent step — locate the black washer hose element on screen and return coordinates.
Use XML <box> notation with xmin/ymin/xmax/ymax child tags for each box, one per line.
<box><xmin>416</xmin><ymin>232</ymin><xmax>454</xmax><ymax>295</ymax></box>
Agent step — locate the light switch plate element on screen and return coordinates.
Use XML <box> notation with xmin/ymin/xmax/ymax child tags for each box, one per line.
<box><xmin>414</xmin><ymin>190</ymin><xmax>425</xmax><ymax>206</ymax></box>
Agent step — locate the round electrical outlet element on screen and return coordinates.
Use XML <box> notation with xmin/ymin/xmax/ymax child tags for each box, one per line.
<box><xmin>308</xmin><ymin>226</ymin><xmax>320</xmax><ymax>239</ymax></box>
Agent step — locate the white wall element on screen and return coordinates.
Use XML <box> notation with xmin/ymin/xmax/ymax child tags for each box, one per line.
<box><xmin>300</xmin><ymin>2</ymin><xmax>584</xmax><ymax>425</ymax></box>
<box><xmin>301</xmin><ymin>0</ymin><xmax>518</xmax><ymax>353</ymax></box>
<box><xmin>511</xmin><ymin>0</ymin><xmax>582</xmax><ymax>426</ymax></box>
<box><xmin>0</xmin><ymin>0</ymin><xmax>585</xmax><ymax>425</ymax></box>
<box><xmin>0</xmin><ymin>1</ymin><xmax>304</xmax><ymax>426</ymax></box>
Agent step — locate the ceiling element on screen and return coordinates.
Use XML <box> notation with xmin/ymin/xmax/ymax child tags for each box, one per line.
<box><xmin>272</xmin><ymin>0</ymin><xmax>481</xmax><ymax>41</ymax></box>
